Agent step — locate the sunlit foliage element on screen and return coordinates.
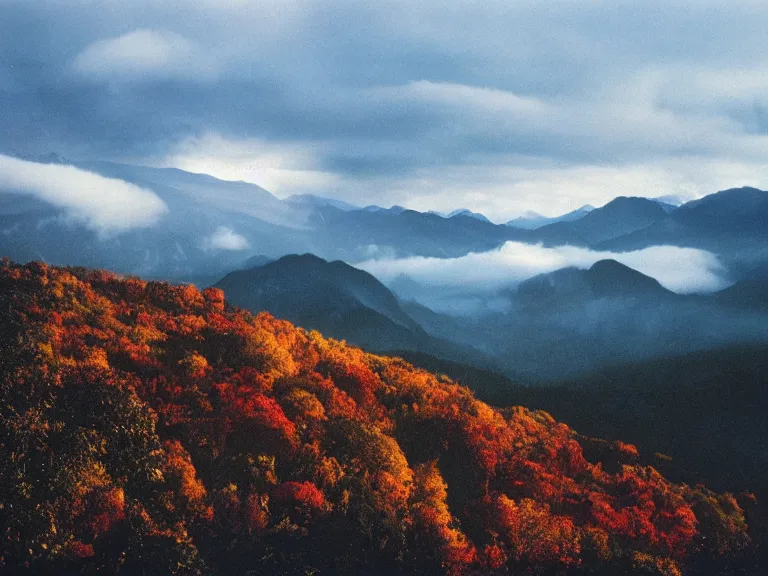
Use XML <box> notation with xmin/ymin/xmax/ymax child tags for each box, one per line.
<box><xmin>0</xmin><ymin>260</ymin><xmax>757</xmax><ymax>574</ymax></box>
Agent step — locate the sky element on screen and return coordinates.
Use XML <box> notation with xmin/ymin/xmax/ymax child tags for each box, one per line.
<box><xmin>2</xmin><ymin>0</ymin><xmax>768</xmax><ymax>220</ymax></box>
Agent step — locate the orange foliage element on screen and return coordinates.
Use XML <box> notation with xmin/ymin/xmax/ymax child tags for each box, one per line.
<box><xmin>0</xmin><ymin>260</ymin><xmax>755</xmax><ymax>575</ymax></box>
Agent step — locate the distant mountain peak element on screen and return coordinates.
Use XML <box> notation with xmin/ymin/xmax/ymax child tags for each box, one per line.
<box><xmin>650</xmin><ymin>194</ymin><xmax>689</xmax><ymax>207</ymax></box>
<box><xmin>585</xmin><ymin>259</ymin><xmax>629</xmax><ymax>275</ymax></box>
<box><xmin>671</xmin><ymin>186</ymin><xmax>768</xmax><ymax>232</ymax></box>
<box><xmin>285</xmin><ymin>194</ymin><xmax>359</xmax><ymax>211</ymax></box>
<box><xmin>600</xmin><ymin>196</ymin><xmax>667</xmax><ymax>212</ymax></box>
<box><xmin>530</xmin><ymin>196</ymin><xmax>669</xmax><ymax>245</ymax></box>
<box><xmin>517</xmin><ymin>259</ymin><xmax>672</xmax><ymax>305</ymax></box>
<box><xmin>681</xmin><ymin>186</ymin><xmax>766</xmax><ymax>210</ymax></box>
<box><xmin>505</xmin><ymin>205</ymin><xmax>593</xmax><ymax>230</ymax></box>
<box><xmin>363</xmin><ymin>205</ymin><xmax>408</xmax><ymax>214</ymax></box>
<box><xmin>273</xmin><ymin>252</ymin><xmax>329</xmax><ymax>265</ymax></box>
<box><xmin>215</xmin><ymin>253</ymin><xmax>425</xmax><ymax>346</ymax></box>
<box><xmin>586</xmin><ymin>259</ymin><xmax>669</xmax><ymax>296</ymax></box>
<box><xmin>447</xmin><ymin>209</ymin><xmax>493</xmax><ymax>224</ymax></box>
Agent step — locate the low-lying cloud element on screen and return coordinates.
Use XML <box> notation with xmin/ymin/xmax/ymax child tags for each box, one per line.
<box><xmin>208</xmin><ymin>226</ymin><xmax>250</xmax><ymax>251</ymax></box>
<box><xmin>0</xmin><ymin>155</ymin><xmax>168</xmax><ymax>234</ymax></box>
<box><xmin>356</xmin><ymin>242</ymin><xmax>728</xmax><ymax>309</ymax></box>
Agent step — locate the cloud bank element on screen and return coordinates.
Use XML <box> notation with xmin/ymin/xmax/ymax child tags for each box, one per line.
<box><xmin>357</xmin><ymin>241</ymin><xmax>728</xmax><ymax>304</ymax></box>
<box><xmin>0</xmin><ymin>155</ymin><xmax>167</xmax><ymax>234</ymax></box>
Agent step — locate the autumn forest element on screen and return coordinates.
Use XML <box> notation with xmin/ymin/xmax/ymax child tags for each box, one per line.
<box><xmin>0</xmin><ymin>259</ymin><xmax>760</xmax><ymax>575</ymax></box>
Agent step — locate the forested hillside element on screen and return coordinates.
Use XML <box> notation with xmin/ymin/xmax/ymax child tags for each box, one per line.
<box><xmin>0</xmin><ymin>260</ymin><xmax>758</xmax><ymax>575</ymax></box>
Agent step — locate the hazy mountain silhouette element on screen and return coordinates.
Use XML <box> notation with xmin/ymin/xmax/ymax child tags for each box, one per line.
<box><xmin>532</xmin><ymin>196</ymin><xmax>669</xmax><ymax>245</ymax></box>
<box><xmin>713</xmin><ymin>265</ymin><xmax>768</xmax><ymax>311</ymax></box>
<box><xmin>239</xmin><ymin>254</ymin><xmax>274</xmax><ymax>270</ymax></box>
<box><xmin>217</xmin><ymin>253</ymin><xmax>419</xmax><ymax>328</ymax></box>
<box><xmin>3</xmin><ymin>157</ymin><xmax>768</xmax><ymax>296</ymax></box>
<box><xmin>600</xmin><ymin>187</ymin><xmax>768</xmax><ymax>274</ymax></box>
<box><xmin>400</xmin><ymin>259</ymin><xmax>768</xmax><ymax>383</ymax></box>
<box><xmin>285</xmin><ymin>194</ymin><xmax>360</xmax><ymax>211</ymax></box>
<box><xmin>506</xmin><ymin>205</ymin><xmax>594</xmax><ymax>230</ymax></box>
<box><xmin>516</xmin><ymin>259</ymin><xmax>674</xmax><ymax>307</ymax></box>
<box><xmin>0</xmin><ymin>160</ymin><xmax>315</xmax><ymax>282</ymax></box>
<box><xmin>214</xmin><ymin>254</ymin><xmax>496</xmax><ymax>369</ymax></box>
<box><xmin>0</xmin><ymin>159</ymin><xmax>528</xmax><ymax>278</ymax></box>
<box><xmin>305</xmin><ymin>205</ymin><xmax>527</xmax><ymax>259</ymax></box>
<box><xmin>447</xmin><ymin>208</ymin><xmax>493</xmax><ymax>223</ymax></box>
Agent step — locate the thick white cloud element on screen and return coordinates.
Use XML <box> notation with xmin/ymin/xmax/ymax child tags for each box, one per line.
<box><xmin>0</xmin><ymin>154</ymin><xmax>167</xmax><ymax>234</ymax></box>
<box><xmin>208</xmin><ymin>226</ymin><xmax>249</xmax><ymax>251</ymax></box>
<box><xmin>73</xmin><ymin>29</ymin><xmax>216</xmax><ymax>80</ymax></box>
<box><xmin>356</xmin><ymin>241</ymin><xmax>728</xmax><ymax>296</ymax></box>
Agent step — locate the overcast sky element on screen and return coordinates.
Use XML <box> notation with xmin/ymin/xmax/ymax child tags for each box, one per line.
<box><xmin>2</xmin><ymin>0</ymin><xmax>768</xmax><ymax>219</ymax></box>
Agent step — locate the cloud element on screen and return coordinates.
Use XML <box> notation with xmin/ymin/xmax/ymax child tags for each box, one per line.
<box><xmin>72</xmin><ymin>29</ymin><xmax>216</xmax><ymax>81</ymax></box>
<box><xmin>5</xmin><ymin>1</ymin><xmax>768</xmax><ymax>217</ymax></box>
<box><xmin>162</xmin><ymin>133</ymin><xmax>341</xmax><ymax>197</ymax></box>
<box><xmin>372</xmin><ymin>81</ymin><xmax>551</xmax><ymax>120</ymax></box>
<box><xmin>0</xmin><ymin>154</ymin><xmax>167</xmax><ymax>234</ymax></box>
<box><xmin>208</xmin><ymin>226</ymin><xmax>250</xmax><ymax>250</ymax></box>
<box><xmin>380</xmin><ymin>158</ymin><xmax>768</xmax><ymax>221</ymax></box>
<box><xmin>356</xmin><ymin>241</ymin><xmax>728</xmax><ymax>308</ymax></box>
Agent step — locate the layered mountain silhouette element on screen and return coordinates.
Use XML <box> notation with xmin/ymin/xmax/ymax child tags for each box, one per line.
<box><xmin>506</xmin><ymin>205</ymin><xmax>594</xmax><ymax>230</ymax></box>
<box><xmin>3</xmin><ymin>155</ymin><xmax>767</xmax><ymax>286</ymax></box>
<box><xmin>0</xmin><ymin>157</ymin><xmax>551</xmax><ymax>278</ymax></box>
<box><xmin>532</xmin><ymin>196</ymin><xmax>669</xmax><ymax>245</ymax></box>
<box><xmin>216</xmin><ymin>253</ymin><xmax>422</xmax><ymax>336</ymax></box>
<box><xmin>713</xmin><ymin>264</ymin><xmax>768</xmax><ymax>311</ymax></box>
<box><xmin>600</xmin><ymin>187</ymin><xmax>768</xmax><ymax>274</ymax></box>
<box><xmin>446</xmin><ymin>208</ymin><xmax>493</xmax><ymax>223</ymax></box>
<box><xmin>202</xmin><ymin>243</ymin><xmax>768</xmax><ymax>385</ymax></box>
<box><xmin>516</xmin><ymin>259</ymin><xmax>675</xmax><ymax>306</ymax></box>
<box><xmin>0</xmin><ymin>160</ymin><xmax>314</xmax><ymax>282</ymax></box>
<box><xmin>301</xmin><ymin>204</ymin><xmax>532</xmax><ymax>263</ymax></box>
<box><xmin>211</xmin><ymin>253</ymin><xmax>768</xmax><ymax>383</ymax></box>
<box><xmin>284</xmin><ymin>193</ymin><xmax>359</xmax><ymax>211</ymax></box>
<box><xmin>396</xmin><ymin>258</ymin><xmax>768</xmax><ymax>382</ymax></box>
<box><xmin>214</xmin><ymin>254</ymin><xmax>495</xmax><ymax>369</ymax></box>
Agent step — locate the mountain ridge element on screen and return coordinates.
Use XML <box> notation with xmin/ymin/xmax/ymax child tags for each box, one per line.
<box><xmin>506</xmin><ymin>204</ymin><xmax>594</xmax><ymax>230</ymax></box>
<box><xmin>213</xmin><ymin>253</ymin><xmax>497</xmax><ymax>371</ymax></box>
<box><xmin>533</xmin><ymin>196</ymin><xmax>669</xmax><ymax>246</ymax></box>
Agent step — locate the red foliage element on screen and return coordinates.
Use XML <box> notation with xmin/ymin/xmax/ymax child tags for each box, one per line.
<box><xmin>272</xmin><ymin>481</ymin><xmax>327</xmax><ymax>523</ymax></box>
<box><xmin>0</xmin><ymin>260</ymin><xmax>754</xmax><ymax>575</ymax></box>
<box><xmin>68</xmin><ymin>541</ymin><xmax>95</xmax><ymax>559</ymax></box>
